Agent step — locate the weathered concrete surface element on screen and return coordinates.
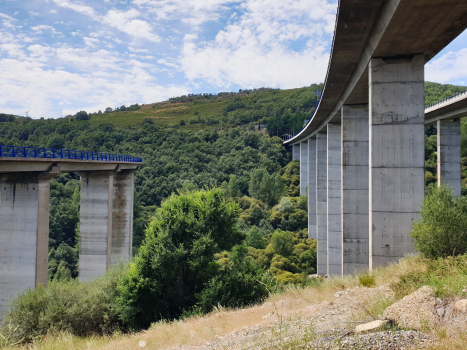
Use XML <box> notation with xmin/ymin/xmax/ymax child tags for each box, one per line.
<box><xmin>316</xmin><ymin>132</ymin><xmax>328</xmax><ymax>275</ymax></box>
<box><xmin>0</xmin><ymin>176</ymin><xmax>51</xmax><ymax>319</ymax></box>
<box><xmin>308</xmin><ymin>138</ymin><xmax>317</xmax><ymax>239</ymax></box>
<box><xmin>79</xmin><ymin>172</ymin><xmax>114</xmax><ymax>282</ymax></box>
<box><xmin>111</xmin><ymin>171</ymin><xmax>135</xmax><ymax>265</ymax></box>
<box><xmin>342</xmin><ymin>104</ymin><xmax>369</xmax><ymax>274</ymax></box>
<box><xmin>369</xmin><ymin>55</ymin><xmax>424</xmax><ymax>269</ymax></box>
<box><xmin>438</xmin><ymin>119</ymin><xmax>461</xmax><ymax>196</ymax></box>
<box><xmin>300</xmin><ymin>141</ymin><xmax>309</xmax><ymax>195</ymax></box>
<box><xmin>293</xmin><ymin>144</ymin><xmax>300</xmax><ymax>160</ymax></box>
<box><xmin>327</xmin><ymin>124</ymin><xmax>342</xmax><ymax>276</ymax></box>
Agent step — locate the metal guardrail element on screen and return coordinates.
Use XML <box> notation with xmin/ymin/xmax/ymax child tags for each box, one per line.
<box><xmin>425</xmin><ymin>89</ymin><xmax>467</xmax><ymax>109</ymax></box>
<box><xmin>0</xmin><ymin>145</ymin><xmax>142</xmax><ymax>163</ymax></box>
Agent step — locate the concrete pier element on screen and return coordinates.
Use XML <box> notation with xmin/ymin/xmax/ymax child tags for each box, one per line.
<box><xmin>437</xmin><ymin>119</ymin><xmax>461</xmax><ymax>196</ymax></box>
<box><xmin>342</xmin><ymin>105</ymin><xmax>369</xmax><ymax>274</ymax></box>
<box><xmin>308</xmin><ymin>138</ymin><xmax>317</xmax><ymax>239</ymax></box>
<box><xmin>327</xmin><ymin>124</ymin><xmax>342</xmax><ymax>276</ymax></box>
<box><xmin>79</xmin><ymin>171</ymin><xmax>114</xmax><ymax>282</ymax></box>
<box><xmin>300</xmin><ymin>141</ymin><xmax>309</xmax><ymax>195</ymax></box>
<box><xmin>111</xmin><ymin>171</ymin><xmax>135</xmax><ymax>265</ymax></box>
<box><xmin>0</xmin><ymin>175</ymin><xmax>53</xmax><ymax>318</ymax></box>
<box><xmin>316</xmin><ymin>132</ymin><xmax>328</xmax><ymax>275</ymax></box>
<box><xmin>369</xmin><ymin>55</ymin><xmax>424</xmax><ymax>269</ymax></box>
<box><xmin>293</xmin><ymin>144</ymin><xmax>300</xmax><ymax>161</ymax></box>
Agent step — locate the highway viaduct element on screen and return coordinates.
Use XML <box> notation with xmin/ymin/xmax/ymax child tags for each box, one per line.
<box><xmin>285</xmin><ymin>0</ymin><xmax>467</xmax><ymax>276</ymax></box>
<box><xmin>0</xmin><ymin>146</ymin><xmax>141</xmax><ymax>318</ymax></box>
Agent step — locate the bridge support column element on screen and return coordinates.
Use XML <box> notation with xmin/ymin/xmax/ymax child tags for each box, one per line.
<box><xmin>308</xmin><ymin>138</ymin><xmax>317</xmax><ymax>239</ymax></box>
<box><xmin>342</xmin><ymin>105</ymin><xmax>369</xmax><ymax>274</ymax></box>
<box><xmin>300</xmin><ymin>141</ymin><xmax>309</xmax><ymax>195</ymax></box>
<box><xmin>0</xmin><ymin>173</ymin><xmax>55</xmax><ymax>319</ymax></box>
<box><xmin>79</xmin><ymin>170</ymin><xmax>135</xmax><ymax>282</ymax></box>
<box><xmin>316</xmin><ymin>132</ymin><xmax>328</xmax><ymax>275</ymax></box>
<box><xmin>437</xmin><ymin>119</ymin><xmax>461</xmax><ymax>196</ymax></box>
<box><xmin>293</xmin><ymin>144</ymin><xmax>300</xmax><ymax>160</ymax></box>
<box><xmin>369</xmin><ymin>55</ymin><xmax>424</xmax><ymax>269</ymax></box>
<box><xmin>327</xmin><ymin>124</ymin><xmax>342</xmax><ymax>276</ymax></box>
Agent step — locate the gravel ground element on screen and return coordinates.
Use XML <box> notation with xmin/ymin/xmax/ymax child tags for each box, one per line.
<box><xmin>308</xmin><ymin>330</ymin><xmax>434</xmax><ymax>349</ymax></box>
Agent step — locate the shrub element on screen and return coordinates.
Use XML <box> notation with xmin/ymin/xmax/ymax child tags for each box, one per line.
<box><xmin>2</xmin><ymin>266</ymin><xmax>125</xmax><ymax>342</ymax></box>
<box><xmin>270</xmin><ymin>230</ymin><xmax>294</xmax><ymax>257</ymax></box>
<box><xmin>116</xmin><ymin>188</ymin><xmax>242</xmax><ymax>329</ymax></box>
<box><xmin>358</xmin><ymin>272</ymin><xmax>375</xmax><ymax>287</ymax></box>
<box><xmin>411</xmin><ymin>184</ymin><xmax>467</xmax><ymax>259</ymax></box>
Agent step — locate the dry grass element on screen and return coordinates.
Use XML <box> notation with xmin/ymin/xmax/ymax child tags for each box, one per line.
<box><xmin>5</xmin><ymin>255</ymin><xmax>465</xmax><ymax>350</ymax></box>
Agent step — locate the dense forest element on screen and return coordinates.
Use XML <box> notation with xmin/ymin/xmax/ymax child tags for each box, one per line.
<box><xmin>0</xmin><ymin>81</ymin><xmax>465</xmax><ymax>284</ymax></box>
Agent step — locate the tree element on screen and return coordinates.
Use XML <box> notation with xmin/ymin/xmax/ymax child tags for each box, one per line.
<box><xmin>271</xmin><ymin>230</ymin><xmax>294</xmax><ymax>257</ymax></box>
<box><xmin>104</xmin><ymin>107</ymin><xmax>113</xmax><ymax>113</ymax></box>
<box><xmin>116</xmin><ymin>188</ymin><xmax>242</xmax><ymax>329</ymax></box>
<box><xmin>75</xmin><ymin>111</ymin><xmax>89</xmax><ymax>121</ymax></box>
<box><xmin>249</xmin><ymin>168</ymin><xmax>285</xmax><ymax>207</ymax></box>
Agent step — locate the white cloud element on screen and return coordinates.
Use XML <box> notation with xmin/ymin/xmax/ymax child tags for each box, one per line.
<box><xmin>49</xmin><ymin>10</ymin><xmax>58</xmax><ymax>14</ymax></box>
<box><xmin>129</xmin><ymin>46</ymin><xmax>149</xmax><ymax>53</ymax></box>
<box><xmin>179</xmin><ymin>0</ymin><xmax>335</xmax><ymax>88</ymax></box>
<box><xmin>29</xmin><ymin>11</ymin><xmax>40</xmax><ymax>17</ymax></box>
<box><xmin>31</xmin><ymin>25</ymin><xmax>63</xmax><ymax>36</ymax></box>
<box><xmin>426</xmin><ymin>48</ymin><xmax>467</xmax><ymax>85</ymax></box>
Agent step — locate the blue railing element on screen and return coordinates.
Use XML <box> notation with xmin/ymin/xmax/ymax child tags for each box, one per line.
<box><xmin>0</xmin><ymin>145</ymin><xmax>142</xmax><ymax>163</ymax></box>
<box><xmin>425</xmin><ymin>89</ymin><xmax>467</xmax><ymax>109</ymax></box>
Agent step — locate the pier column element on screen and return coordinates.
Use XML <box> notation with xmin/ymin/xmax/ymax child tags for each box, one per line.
<box><xmin>437</xmin><ymin>119</ymin><xmax>461</xmax><ymax>196</ymax></box>
<box><xmin>342</xmin><ymin>105</ymin><xmax>369</xmax><ymax>274</ymax></box>
<box><xmin>308</xmin><ymin>138</ymin><xmax>317</xmax><ymax>239</ymax></box>
<box><xmin>369</xmin><ymin>55</ymin><xmax>424</xmax><ymax>269</ymax></box>
<box><xmin>300</xmin><ymin>141</ymin><xmax>309</xmax><ymax>195</ymax></box>
<box><xmin>293</xmin><ymin>144</ymin><xmax>300</xmax><ymax>160</ymax></box>
<box><xmin>327</xmin><ymin>124</ymin><xmax>342</xmax><ymax>276</ymax></box>
<box><xmin>316</xmin><ymin>132</ymin><xmax>328</xmax><ymax>275</ymax></box>
<box><xmin>0</xmin><ymin>172</ymin><xmax>55</xmax><ymax>319</ymax></box>
<box><xmin>111</xmin><ymin>170</ymin><xmax>135</xmax><ymax>265</ymax></box>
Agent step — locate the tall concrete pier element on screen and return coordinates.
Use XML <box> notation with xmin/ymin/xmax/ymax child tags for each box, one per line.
<box><xmin>341</xmin><ymin>105</ymin><xmax>369</xmax><ymax>274</ymax></box>
<box><xmin>368</xmin><ymin>55</ymin><xmax>424</xmax><ymax>269</ymax></box>
<box><xmin>293</xmin><ymin>144</ymin><xmax>300</xmax><ymax>161</ymax></box>
<box><xmin>316</xmin><ymin>132</ymin><xmax>328</xmax><ymax>275</ymax></box>
<box><xmin>308</xmin><ymin>138</ymin><xmax>317</xmax><ymax>239</ymax></box>
<box><xmin>437</xmin><ymin>119</ymin><xmax>461</xmax><ymax>196</ymax></box>
<box><xmin>300</xmin><ymin>141</ymin><xmax>309</xmax><ymax>195</ymax></box>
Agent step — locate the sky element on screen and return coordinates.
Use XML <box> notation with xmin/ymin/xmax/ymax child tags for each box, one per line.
<box><xmin>0</xmin><ymin>0</ymin><xmax>466</xmax><ymax>119</ymax></box>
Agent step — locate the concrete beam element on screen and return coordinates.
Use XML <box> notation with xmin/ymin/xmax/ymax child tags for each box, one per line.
<box><xmin>300</xmin><ymin>141</ymin><xmax>309</xmax><ymax>195</ymax></box>
<box><xmin>438</xmin><ymin>119</ymin><xmax>461</xmax><ymax>196</ymax></box>
<box><xmin>342</xmin><ymin>105</ymin><xmax>369</xmax><ymax>274</ymax></box>
<box><xmin>308</xmin><ymin>138</ymin><xmax>317</xmax><ymax>240</ymax></box>
<box><xmin>0</xmin><ymin>175</ymin><xmax>52</xmax><ymax>319</ymax></box>
<box><xmin>369</xmin><ymin>55</ymin><xmax>424</xmax><ymax>269</ymax></box>
<box><xmin>293</xmin><ymin>144</ymin><xmax>300</xmax><ymax>161</ymax></box>
<box><xmin>316</xmin><ymin>132</ymin><xmax>327</xmax><ymax>275</ymax></box>
<box><xmin>327</xmin><ymin>124</ymin><xmax>342</xmax><ymax>276</ymax></box>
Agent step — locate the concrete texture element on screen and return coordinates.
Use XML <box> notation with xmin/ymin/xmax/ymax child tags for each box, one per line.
<box><xmin>308</xmin><ymin>138</ymin><xmax>317</xmax><ymax>239</ymax></box>
<box><xmin>0</xmin><ymin>177</ymin><xmax>51</xmax><ymax>319</ymax></box>
<box><xmin>341</xmin><ymin>105</ymin><xmax>369</xmax><ymax>274</ymax></box>
<box><xmin>293</xmin><ymin>144</ymin><xmax>300</xmax><ymax>160</ymax></box>
<box><xmin>369</xmin><ymin>55</ymin><xmax>424</xmax><ymax>269</ymax></box>
<box><xmin>79</xmin><ymin>172</ymin><xmax>114</xmax><ymax>282</ymax></box>
<box><xmin>316</xmin><ymin>132</ymin><xmax>328</xmax><ymax>275</ymax></box>
<box><xmin>300</xmin><ymin>141</ymin><xmax>309</xmax><ymax>195</ymax></box>
<box><xmin>437</xmin><ymin>119</ymin><xmax>461</xmax><ymax>196</ymax></box>
<box><xmin>327</xmin><ymin>124</ymin><xmax>342</xmax><ymax>276</ymax></box>
<box><xmin>111</xmin><ymin>171</ymin><xmax>135</xmax><ymax>265</ymax></box>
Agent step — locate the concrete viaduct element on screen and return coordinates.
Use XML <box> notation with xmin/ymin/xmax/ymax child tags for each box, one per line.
<box><xmin>285</xmin><ymin>0</ymin><xmax>467</xmax><ymax>276</ymax></box>
<box><xmin>0</xmin><ymin>146</ymin><xmax>141</xmax><ymax>318</ymax></box>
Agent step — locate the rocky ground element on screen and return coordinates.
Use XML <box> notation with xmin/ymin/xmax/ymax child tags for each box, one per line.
<box><xmin>164</xmin><ymin>285</ymin><xmax>439</xmax><ymax>350</ymax></box>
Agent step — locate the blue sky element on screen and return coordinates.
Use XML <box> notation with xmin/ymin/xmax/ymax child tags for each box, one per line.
<box><xmin>0</xmin><ymin>0</ymin><xmax>466</xmax><ymax>119</ymax></box>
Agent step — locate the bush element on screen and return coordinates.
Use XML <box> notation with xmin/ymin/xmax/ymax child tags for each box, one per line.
<box><xmin>358</xmin><ymin>272</ymin><xmax>375</xmax><ymax>287</ymax></box>
<box><xmin>116</xmin><ymin>188</ymin><xmax>242</xmax><ymax>329</ymax></box>
<box><xmin>411</xmin><ymin>184</ymin><xmax>467</xmax><ymax>259</ymax></box>
<box><xmin>2</xmin><ymin>267</ymin><xmax>125</xmax><ymax>342</ymax></box>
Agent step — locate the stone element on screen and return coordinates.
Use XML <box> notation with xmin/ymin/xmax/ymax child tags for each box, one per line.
<box><xmin>139</xmin><ymin>340</ymin><xmax>147</xmax><ymax>347</ymax></box>
<box><xmin>383</xmin><ymin>286</ymin><xmax>438</xmax><ymax>330</ymax></box>
<box><xmin>355</xmin><ymin>320</ymin><xmax>388</xmax><ymax>333</ymax></box>
<box><xmin>308</xmin><ymin>274</ymin><xmax>320</xmax><ymax>279</ymax></box>
<box><xmin>454</xmin><ymin>299</ymin><xmax>467</xmax><ymax>313</ymax></box>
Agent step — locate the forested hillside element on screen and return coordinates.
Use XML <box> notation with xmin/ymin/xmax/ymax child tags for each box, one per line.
<box><xmin>0</xmin><ymin>81</ymin><xmax>465</xmax><ymax>283</ymax></box>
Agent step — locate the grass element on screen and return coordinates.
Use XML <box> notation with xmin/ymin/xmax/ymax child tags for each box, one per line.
<box><xmin>3</xmin><ymin>255</ymin><xmax>467</xmax><ymax>350</ymax></box>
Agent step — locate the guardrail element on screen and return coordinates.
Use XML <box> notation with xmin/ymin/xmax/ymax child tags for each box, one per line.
<box><xmin>0</xmin><ymin>145</ymin><xmax>142</xmax><ymax>163</ymax></box>
<box><xmin>425</xmin><ymin>89</ymin><xmax>467</xmax><ymax>109</ymax></box>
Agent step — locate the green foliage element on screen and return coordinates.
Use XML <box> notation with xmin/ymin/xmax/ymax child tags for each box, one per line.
<box><xmin>358</xmin><ymin>272</ymin><xmax>376</xmax><ymax>287</ymax></box>
<box><xmin>2</xmin><ymin>267</ymin><xmax>125</xmax><ymax>342</ymax></box>
<box><xmin>249</xmin><ymin>168</ymin><xmax>285</xmax><ymax>207</ymax></box>
<box><xmin>245</xmin><ymin>226</ymin><xmax>267</xmax><ymax>249</ymax></box>
<box><xmin>116</xmin><ymin>188</ymin><xmax>242</xmax><ymax>329</ymax></box>
<box><xmin>425</xmin><ymin>81</ymin><xmax>467</xmax><ymax>106</ymax></box>
<box><xmin>270</xmin><ymin>230</ymin><xmax>295</xmax><ymax>257</ymax></box>
<box><xmin>48</xmin><ymin>243</ymin><xmax>78</xmax><ymax>280</ymax></box>
<box><xmin>411</xmin><ymin>184</ymin><xmax>467</xmax><ymax>259</ymax></box>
